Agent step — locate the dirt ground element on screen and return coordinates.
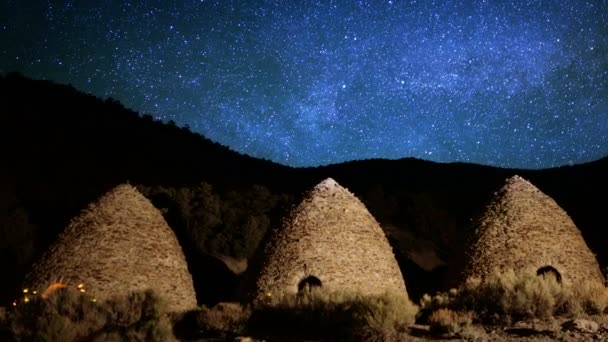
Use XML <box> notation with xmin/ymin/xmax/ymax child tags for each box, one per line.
<box><xmin>404</xmin><ymin>315</ymin><xmax>608</xmax><ymax>342</ymax></box>
<box><xmin>222</xmin><ymin>316</ymin><xmax>608</xmax><ymax>342</ymax></box>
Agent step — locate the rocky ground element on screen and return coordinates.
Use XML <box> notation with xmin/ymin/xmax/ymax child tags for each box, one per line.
<box><xmin>405</xmin><ymin>316</ymin><xmax>608</xmax><ymax>342</ymax></box>
<box><xmin>213</xmin><ymin>316</ymin><xmax>608</xmax><ymax>342</ymax></box>
<box><xmin>3</xmin><ymin>303</ymin><xmax>607</xmax><ymax>341</ymax></box>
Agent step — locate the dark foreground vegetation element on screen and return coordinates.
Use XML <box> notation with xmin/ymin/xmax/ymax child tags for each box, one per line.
<box><xmin>3</xmin><ymin>271</ymin><xmax>608</xmax><ymax>341</ymax></box>
<box><xmin>8</xmin><ymin>285</ymin><xmax>173</xmax><ymax>341</ymax></box>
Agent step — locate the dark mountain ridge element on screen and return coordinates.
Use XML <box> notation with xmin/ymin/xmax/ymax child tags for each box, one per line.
<box><xmin>1</xmin><ymin>72</ymin><xmax>606</xmax><ymax>305</ymax></box>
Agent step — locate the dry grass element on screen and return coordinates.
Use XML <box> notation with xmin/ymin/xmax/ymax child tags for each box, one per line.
<box><xmin>420</xmin><ymin>269</ymin><xmax>608</xmax><ymax>325</ymax></box>
<box><xmin>249</xmin><ymin>290</ymin><xmax>417</xmax><ymax>341</ymax></box>
<box><xmin>10</xmin><ymin>286</ymin><xmax>174</xmax><ymax>341</ymax></box>
<box><xmin>196</xmin><ymin>302</ymin><xmax>251</xmax><ymax>337</ymax></box>
<box><xmin>568</xmin><ymin>280</ymin><xmax>608</xmax><ymax>315</ymax></box>
<box><xmin>180</xmin><ymin>290</ymin><xmax>417</xmax><ymax>341</ymax></box>
<box><xmin>428</xmin><ymin>308</ymin><xmax>474</xmax><ymax>334</ymax></box>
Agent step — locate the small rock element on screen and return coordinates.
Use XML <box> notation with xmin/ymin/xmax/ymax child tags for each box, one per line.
<box><xmin>562</xmin><ymin>319</ymin><xmax>599</xmax><ymax>333</ymax></box>
<box><xmin>234</xmin><ymin>337</ymin><xmax>258</xmax><ymax>342</ymax></box>
<box><xmin>409</xmin><ymin>324</ymin><xmax>431</xmax><ymax>332</ymax></box>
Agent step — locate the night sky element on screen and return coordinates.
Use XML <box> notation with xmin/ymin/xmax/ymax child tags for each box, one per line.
<box><xmin>1</xmin><ymin>1</ymin><xmax>607</xmax><ymax>168</ymax></box>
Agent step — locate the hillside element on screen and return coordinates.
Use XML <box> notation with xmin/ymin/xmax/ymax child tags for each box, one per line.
<box><xmin>0</xmin><ymin>73</ymin><xmax>606</xmax><ymax>306</ymax></box>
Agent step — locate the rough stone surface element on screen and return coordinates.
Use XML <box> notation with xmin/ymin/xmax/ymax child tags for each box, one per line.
<box><xmin>24</xmin><ymin>184</ymin><xmax>197</xmax><ymax>312</ymax></box>
<box><xmin>562</xmin><ymin>319</ymin><xmax>599</xmax><ymax>333</ymax></box>
<box><xmin>250</xmin><ymin>178</ymin><xmax>408</xmax><ymax>302</ymax></box>
<box><xmin>462</xmin><ymin>175</ymin><xmax>604</xmax><ymax>286</ymax></box>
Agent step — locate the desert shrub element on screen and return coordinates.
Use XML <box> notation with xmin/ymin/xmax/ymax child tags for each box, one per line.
<box><xmin>95</xmin><ymin>289</ymin><xmax>174</xmax><ymax>342</ymax></box>
<box><xmin>10</xmin><ymin>286</ymin><xmax>174</xmax><ymax>341</ymax></box>
<box><xmin>10</xmin><ymin>286</ymin><xmax>105</xmax><ymax>341</ymax></box>
<box><xmin>249</xmin><ymin>290</ymin><xmax>417</xmax><ymax>341</ymax></box>
<box><xmin>460</xmin><ymin>271</ymin><xmax>565</xmax><ymax>321</ymax></box>
<box><xmin>565</xmin><ymin>280</ymin><xmax>608</xmax><ymax>315</ymax></box>
<box><xmin>419</xmin><ymin>289</ymin><xmax>455</xmax><ymax>314</ymax></box>
<box><xmin>428</xmin><ymin>308</ymin><xmax>474</xmax><ymax>334</ymax></box>
<box><xmin>196</xmin><ymin>302</ymin><xmax>251</xmax><ymax>337</ymax></box>
<box><xmin>420</xmin><ymin>269</ymin><xmax>608</xmax><ymax>325</ymax></box>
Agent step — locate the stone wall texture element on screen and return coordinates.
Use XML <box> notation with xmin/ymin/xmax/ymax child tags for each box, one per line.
<box><xmin>463</xmin><ymin>175</ymin><xmax>604</xmax><ymax>286</ymax></box>
<box><xmin>250</xmin><ymin>178</ymin><xmax>408</xmax><ymax>303</ymax></box>
<box><xmin>24</xmin><ymin>184</ymin><xmax>197</xmax><ymax>312</ymax></box>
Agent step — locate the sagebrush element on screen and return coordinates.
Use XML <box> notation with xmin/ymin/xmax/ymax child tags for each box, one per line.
<box><xmin>248</xmin><ymin>290</ymin><xmax>417</xmax><ymax>341</ymax></box>
<box><xmin>420</xmin><ymin>269</ymin><xmax>608</xmax><ymax>325</ymax></box>
<box><xmin>428</xmin><ymin>308</ymin><xmax>474</xmax><ymax>334</ymax></box>
<box><xmin>196</xmin><ymin>302</ymin><xmax>251</xmax><ymax>337</ymax></box>
<box><xmin>10</xmin><ymin>286</ymin><xmax>174</xmax><ymax>341</ymax></box>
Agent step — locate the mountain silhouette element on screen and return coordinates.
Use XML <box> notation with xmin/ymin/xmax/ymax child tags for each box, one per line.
<box><xmin>1</xmin><ymin>72</ymin><xmax>606</xmax><ymax>304</ymax></box>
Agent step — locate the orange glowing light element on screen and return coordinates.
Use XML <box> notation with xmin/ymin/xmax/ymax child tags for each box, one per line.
<box><xmin>41</xmin><ymin>283</ymin><xmax>67</xmax><ymax>299</ymax></box>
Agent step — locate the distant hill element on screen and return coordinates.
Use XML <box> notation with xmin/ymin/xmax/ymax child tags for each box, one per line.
<box><xmin>0</xmin><ymin>72</ymin><xmax>295</xmax><ymax>185</ymax></box>
<box><xmin>1</xmin><ymin>72</ymin><xmax>606</xmax><ymax>305</ymax></box>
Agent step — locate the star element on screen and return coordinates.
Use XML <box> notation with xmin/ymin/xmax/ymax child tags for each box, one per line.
<box><xmin>0</xmin><ymin>0</ymin><xmax>606</xmax><ymax>168</ymax></box>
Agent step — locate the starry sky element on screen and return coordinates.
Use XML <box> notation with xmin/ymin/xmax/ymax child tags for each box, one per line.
<box><xmin>1</xmin><ymin>0</ymin><xmax>607</xmax><ymax>168</ymax></box>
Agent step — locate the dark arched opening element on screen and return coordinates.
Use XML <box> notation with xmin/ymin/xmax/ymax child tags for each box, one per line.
<box><xmin>537</xmin><ymin>266</ymin><xmax>562</xmax><ymax>284</ymax></box>
<box><xmin>298</xmin><ymin>276</ymin><xmax>322</xmax><ymax>293</ymax></box>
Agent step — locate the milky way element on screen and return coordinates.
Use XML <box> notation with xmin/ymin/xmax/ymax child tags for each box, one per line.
<box><xmin>1</xmin><ymin>0</ymin><xmax>607</xmax><ymax>168</ymax></box>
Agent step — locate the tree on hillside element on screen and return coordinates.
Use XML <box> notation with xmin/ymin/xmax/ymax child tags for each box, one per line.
<box><xmin>140</xmin><ymin>182</ymin><xmax>288</xmax><ymax>259</ymax></box>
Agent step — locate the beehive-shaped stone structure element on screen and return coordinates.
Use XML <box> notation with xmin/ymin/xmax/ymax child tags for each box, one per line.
<box><xmin>24</xmin><ymin>184</ymin><xmax>197</xmax><ymax>312</ymax></box>
<box><xmin>250</xmin><ymin>178</ymin><xmax>408</xmax><ymax>302</ymax></box>
<box><xmin>462</xmin><ymin>175</ymin><xmax>604</xmax><ymax>286</ymax></box>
